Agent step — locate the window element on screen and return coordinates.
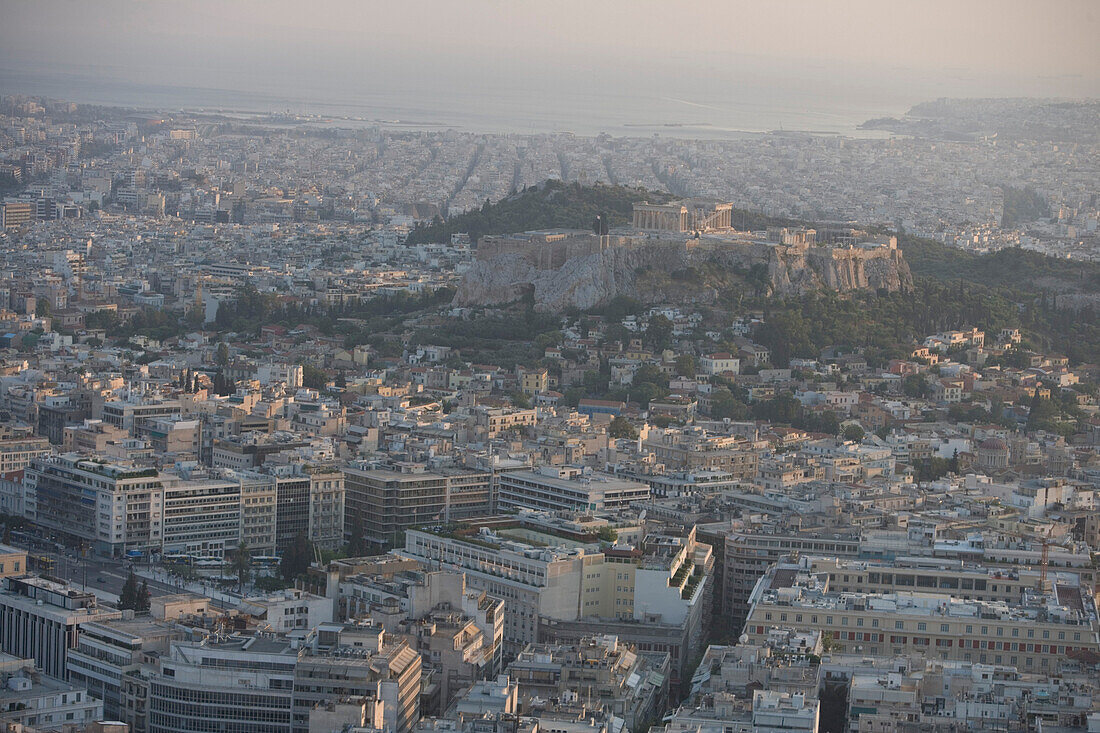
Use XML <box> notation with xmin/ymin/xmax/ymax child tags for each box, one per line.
<box><xmin>917</xmin><ymin>622</ymin><xmax>927</xmax><ymax>631</ymax></box>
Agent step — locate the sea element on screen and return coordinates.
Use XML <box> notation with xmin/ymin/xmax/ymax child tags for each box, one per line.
<box><xmin>0</xmin><ymin>64</ymin><xmax>920</xmax><ymax>140</ymax></box>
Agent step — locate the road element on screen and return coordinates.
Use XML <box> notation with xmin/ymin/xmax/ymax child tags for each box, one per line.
<box><xmin>7</xmin><ymin>536</ymin><xmax>236</xmax><ymax>610</ymax></box>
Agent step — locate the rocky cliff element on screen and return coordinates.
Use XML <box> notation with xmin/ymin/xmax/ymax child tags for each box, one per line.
<box><xmin>454</xmin><ymin>238</ymin><xmax>913</xmax><ymax>311</ymax></box>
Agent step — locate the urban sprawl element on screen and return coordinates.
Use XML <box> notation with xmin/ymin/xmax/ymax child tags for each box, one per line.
<box><xmin>0</xmin><ymin>95</ymin><xmax>1096</xmax><ymax>733</ymax></box>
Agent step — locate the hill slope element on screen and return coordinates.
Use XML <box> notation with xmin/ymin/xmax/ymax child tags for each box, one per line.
<box><xmin>404</xmin><ymin>180</ymin><xmax>798</xmax><ymax>246</ymax></box>
<box><xmin>404</xmin><ymin>180</ymin><xmax>666</xmax><ymax>245</ymax></box>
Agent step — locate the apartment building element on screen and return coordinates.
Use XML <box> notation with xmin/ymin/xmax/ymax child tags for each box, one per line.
<box><xmin>721</xmin><ymin>525</ymin><xmax>861</xmax><ymax>630</ymax></box>
<box><xmin>496</xmin><ymin>465</ymin><xmax>649</xmax><ymax>514</ymax></box>
<box><xmin>24</xmin><ymin>454</ymin><xmax>343</xmax><ymax>559</ymax></box>
<box><xmin>507</xmin><ymin>635</ymin><xmax>669</xmax><ymax>733</ymax></box>
<box><xmin>642</xmin><ymin>427</ymin><xmax>758</xmax><ymax>479</ymax></box>
<box><xmin>291</xmin><ymin>623</ymin><xmax>422</xmax><ymax>733</ymax></box>
<box><xmin>343</xmin><ymin>463</ymin><xmax>492</xmax><ymax>547</ymax></box>
<box><xmin>24</xmin><ymin>453</ymin><xmax>164</xmax><ymax>557</ymax></box>
<box><xmin>0</xmin><ymin>575</ymin><xmax>122</xmax><ymax>678</ymax></box>
<box><xmin>400</xmin><ymin>521</ymin><xmax>713</xmax><ymax>681</ymax></box>
<box><xmin>743</xmin><ymin>558</ymin><xmax>1100</xmax><ymax>674</ymax></box>
<box><xmin>0</xmin><ymin>655</ymin><xmax>103</xmax><ymax>731</ymax></box>
<box><xmin>148</xmin><ymin>634</ymin><xmax>298</xmax><ymax>732</ymax></box>
<box><xmin>341</xmin><ymin>569</ymin><xmax>504</xmax><ymax>681</ymax></box>
<box><xmin>66</xmin><ymin>618</ymin><xmax>180</xmax><ymax>723</ymax></box>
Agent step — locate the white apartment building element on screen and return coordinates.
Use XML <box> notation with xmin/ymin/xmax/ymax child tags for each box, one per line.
<box><xmin>497</xmin><ymin>466</ymin><xmax>649</xmax><ymax>514</ymax></box>
<box><xmin>400</xmin><ymin>523</ymin><xmax>711</xmax><ymax>656</ymax></box>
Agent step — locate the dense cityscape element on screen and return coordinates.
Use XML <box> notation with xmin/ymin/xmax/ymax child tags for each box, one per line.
<box><xmin>0</xmin><ymin>6</ymin><xmax>1098</xmax><ymax>733</ymax></box>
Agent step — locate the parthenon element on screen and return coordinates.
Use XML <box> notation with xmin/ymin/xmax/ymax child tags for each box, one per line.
<box><xmin>632</xmin><ymin>199</ymin><xmax>734</xmax><ymax>233</ymax></box>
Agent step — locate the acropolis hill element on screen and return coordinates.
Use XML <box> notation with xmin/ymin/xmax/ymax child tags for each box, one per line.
<box><xmin>454</xmin><ymin>199</ymin><xmax>913</xmax><ymax>311</ymax></box>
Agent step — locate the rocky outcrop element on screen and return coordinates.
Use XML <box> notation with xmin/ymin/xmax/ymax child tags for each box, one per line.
<box><xmin>454</xmin><ymin>238</ymin><xmax>913</xmax><ymax>311</ymax></box>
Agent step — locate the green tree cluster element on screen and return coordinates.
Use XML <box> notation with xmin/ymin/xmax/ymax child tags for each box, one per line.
<box><xmin>279</xmin><ymin>533</ymin><xmax>313</xmax><ymax>581</ymax></box>
<box><xmin>119</xmin><ymin>571</ymin><xmax>151</xmax><ymax>613</ymax></box>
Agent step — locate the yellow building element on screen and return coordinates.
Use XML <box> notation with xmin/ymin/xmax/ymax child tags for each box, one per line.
<box><xmin>518</xmin><ymin>367</ymin><xmax>549</xmax><ymax>396</ymax></box>
<box><xmin>0</xmin><ymin>543</ymin><xmax>26</xmax><ymax>577</ymax></box>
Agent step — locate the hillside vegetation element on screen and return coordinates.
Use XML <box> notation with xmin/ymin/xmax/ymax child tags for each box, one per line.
<box><xmin>900</xmin><ymin>234</ymin><xmax>1099</xmax><ymax>293</ymax></box>
<box><xmin>404</xmin><ymin>180</ymin><xmax>667</xmax><ymax>245</ymax></box>
<box><xmin>420</xmin><ymin>180</ymin><xmax>1097</xmax><ymax>296</ymax></box>
<box><xmin>404</xmin><ymin>179</ymin><xmax>799</xmax><ymax>246</ymax></box>
<box><xmin>428</xmin><ymin>182</ymin><xmax>1099</xmax><ymax>363</ymax></box>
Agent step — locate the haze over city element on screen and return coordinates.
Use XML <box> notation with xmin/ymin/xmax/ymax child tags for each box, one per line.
<box><xmin>0</xmin><ymin>3</ymin><xmax>1098</xmax><ymax>733</ymax></box>
<box><xmin>3</xmin><ymin>1</ymin><xmax>1099</xmax><ymax>134</ymax></box>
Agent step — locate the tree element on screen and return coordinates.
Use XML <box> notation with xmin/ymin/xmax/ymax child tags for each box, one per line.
<box><xmin>119</xmin><ymin>571</ymin><xmax>139</xmax><ymax>610</ymax></box>
<box><xmin>842</xmin><ymin>425</ymin><xmax>866</xmax><ymax>442</ymax></box>
<box><xmin>212</xmin><ymin>369</ymin><xmax>233</xmax><ymax>396</ymax></box>
<box><xmin>674</xmin><ymin>354</ymin><xmax>697</xmax><ymax>377</ymax></box>
<box><xmin>645</xmin><ymin>315</ymin><xmax>674</xmax><ymax>351</ymax></box>
<box><xmin>230</xmin><ymin>541</ymin><xmax>251</xmax><ymax>591</ymax></box>
<box><xmin>136</xmin><ymin>579</ymin><xmax>151</xmax><ymax>613</ymax></box>
<box><xmin>279</xmin><ymin>533</ymin><xmax>313</xmax><ymax>581</ymax></box>
<box><xmin>632</xmin><ymin>363</ymin><xmax>669</xmax><ymax>389</ymax></box>
<box><xmin>902</xmin><ymin>374</ymin><xmax>930</xmax><ymax>398</ymax></box>
<box><xmin>710</xmin><ymin>388</ymin><xmax>749</xmax><ymax>421</ymax></box>
<box><xmin>347</xmin><ymin>520</ymin><xmax>368</xmax><ymax>558</ymax></box>
<box><xmin>35</xmin><ymin>297</ymin><xmax>51</xmax><ymax>318</ymax></box>
<box><xmin>608</xmin><ymin>416</ymin><xmax>638</xmax><ymax>439</ymax></box>
<box><xmin>1026</xmin><ymin>391</ymin><xmax>1058</xmax><ymax>432</ymax></box>
<box><xmin>301</xmin><ymin>363</ymin><xmax>328</xmax><ymax>390</ymax></box>
<box><xmin>215</xmin><ymin>341</ymin><xmax>229</xmax><ymax>366</ymax></box>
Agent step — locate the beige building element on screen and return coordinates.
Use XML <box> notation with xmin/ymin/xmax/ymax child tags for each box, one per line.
<box><xmin>744</xmin><ymin>558</ymin><xmax>1100</xmax><ymax>674</ymax></box>
<box><xmin>0</xmin><ymin>544</ymin><xmax>26</xmax><ymax>578</ymax></box>
<box><xmin>643</xmin><ymin>427</ymin><xmax>758</xmax><ymax>479</ymax></box>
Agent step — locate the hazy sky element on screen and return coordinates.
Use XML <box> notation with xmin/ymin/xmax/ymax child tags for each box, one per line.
<box><xmin>1</xmin><ymin>0</ymin><xmax>1097</xmax><ymax>130</ymax></box>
